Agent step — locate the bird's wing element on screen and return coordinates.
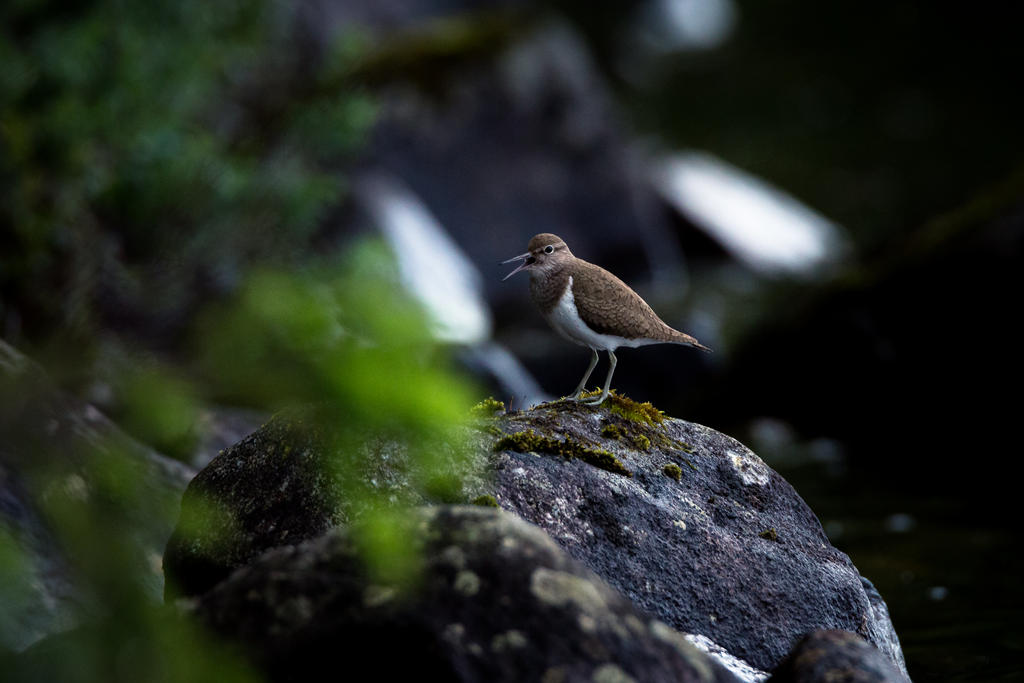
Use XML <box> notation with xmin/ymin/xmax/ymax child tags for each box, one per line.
<box><xmin>571</xmin><ymin>261</ymin><xmax>672</xmax><ymax>340</ymax></box>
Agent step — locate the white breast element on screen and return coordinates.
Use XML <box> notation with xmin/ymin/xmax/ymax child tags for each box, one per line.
<box><xmin>544</xmin><ymin>276</ymin><xmax>654</xmax><ymax>351</ymax></box>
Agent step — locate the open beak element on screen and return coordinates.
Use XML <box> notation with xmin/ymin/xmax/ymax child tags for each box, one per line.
<box><xmin>501</xmin><ymin>252</ymin><xmax>534</xmax><ymax>281</ymax></box>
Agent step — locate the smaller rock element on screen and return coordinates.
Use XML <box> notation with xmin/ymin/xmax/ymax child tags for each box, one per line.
<box><xmin>767</xmin><ymin>630</ymin><xmax>908</xmax><ymax>683</ymax></box>
<box><xmin>162</xmin><ymin>412</ymin><xmax>341</xmax><ymax>600</ymax></box>
<box><xmin>195</xmin><ymin>506</ymin><xmax>743</xmax><ymax>683</ymax></box>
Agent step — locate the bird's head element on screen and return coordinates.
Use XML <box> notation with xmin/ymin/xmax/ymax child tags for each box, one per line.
<box><xmin>501</xmin><ymin>233</ymin><xmax>573</xmax><ymax>281</ymax></box>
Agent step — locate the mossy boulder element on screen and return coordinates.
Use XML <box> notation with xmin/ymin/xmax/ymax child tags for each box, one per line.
<box><xmin>483</xmin><ymin>394</ymin><xmax>906</xmax><ymax>676</ymax></box>
<box><xmin>193</xmin><ymin>506</ymin><xmax>741</xmax><ymax>683</ymax></box>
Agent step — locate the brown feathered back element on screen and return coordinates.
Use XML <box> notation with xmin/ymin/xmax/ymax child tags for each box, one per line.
<box><xmin>569</xmin><ymin>259</ymin><xmax>706</xmax><ymax>347</ymax></box>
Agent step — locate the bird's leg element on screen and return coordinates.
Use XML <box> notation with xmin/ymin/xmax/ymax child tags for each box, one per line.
<box><xmin>566</xmin><ymin>349</ymin><xmax>599</xmax><ymax>400</ymax></box>
<box><xmin>582</xmin><ymin>350</ymin><xmax>616</xmax><ymax>405</ymax></box>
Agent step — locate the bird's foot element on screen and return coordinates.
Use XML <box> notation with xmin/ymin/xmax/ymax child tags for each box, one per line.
<box><xmin>556</xmin><ymin>388</ymin><xmax>608</xmax><ymax>405</ymax></box>
<box><xmin>559</xmin><ymin>387</ymin><xmax>591</xmax><ymax>402</ymax></box>
<box><xmin>579</xmin><ymin>391</ymin><xmax>609</xmax><ymax>406</ymax></box>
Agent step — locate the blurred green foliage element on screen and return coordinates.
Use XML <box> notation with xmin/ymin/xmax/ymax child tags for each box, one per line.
<box><xmin>0</xmin><ymin>526</ymin><xmax>39</xmax><ymax>649</ymax></box>
<box><xmin>4</xmin><ymin>607</ymin><xmax>260</xmax><ymax>683</ymax></box>
<box><xmin>0</xmin><ymin>0</ymin><xmax>372</xmax><ymax>349</ymax></box>
<box><xmin>114</xmin><ymin>361</ymin><xmax>202</xmax><ymax>459</ymax></box>
<box><xmin>0</xmin><ymin>433</ymin><xmax>257</xmax><ymax>682</ymax></box>
<box><xmin>0</xmin><ymin>0</ymin><xmax>479</xmax><ymax>679</ymax></box>
<box><xmin>196</xmin><ymin>240</ymin><xmax>475</xmax><ymax>582</ymax></box>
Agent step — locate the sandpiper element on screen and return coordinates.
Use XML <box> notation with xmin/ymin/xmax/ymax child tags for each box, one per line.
<box><xmin>503</xmin><ymin>233</ymin><xmax>710</xmax><ymax>405</ymax></box>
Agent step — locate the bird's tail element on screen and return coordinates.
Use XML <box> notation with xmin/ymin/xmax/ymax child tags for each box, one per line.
<box><xmin>674</xmin><ymin>332</ymin><xmax>712</xmax><ymax>352</ymax></box>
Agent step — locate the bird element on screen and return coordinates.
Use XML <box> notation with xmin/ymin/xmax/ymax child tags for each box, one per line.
<box><xmin>502</xmin><ymin>233</ymin><xmax>710</xmax><ymax>406</ymax></box>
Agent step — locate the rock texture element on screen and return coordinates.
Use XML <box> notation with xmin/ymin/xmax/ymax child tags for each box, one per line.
<box><xmin>485</xmin><ymin>396</ymin><xmax>906</xmax><ymax>675</ymax></box>
<box><xmin>767</xmin><ymin>630</ymin><xmax>908</xmax><ymax>683</ymax></box>
<box><xmin>162</xmin><ymin>394</ymin><xmax>906</xmax><ymax>679</ymax></box>
<box><xmin>195</xmin><ymin>505</ymin><xmax>741</xmax><ymax>683</ymax></box>
<box><xmin>162</xmin><ymin>413</ymin><xmax>341</xmax><ymax>600</ymax></box>
<box><xmin>161</xmin><ymin>407</ymin><xmax>488</xmax><ymax>601</ymax></box>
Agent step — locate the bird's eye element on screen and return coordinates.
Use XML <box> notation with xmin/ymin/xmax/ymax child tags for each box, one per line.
<box><xmin>544</xmin><ymin>245</ymin><xmax>554</xmax><ymax>254</ymax></box>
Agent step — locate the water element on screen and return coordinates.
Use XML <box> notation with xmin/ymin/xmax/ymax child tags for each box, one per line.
<box><xmin>772</xmin><ymin>455</ymin><xmax>1024</xmax><ymax>681</ymax></box>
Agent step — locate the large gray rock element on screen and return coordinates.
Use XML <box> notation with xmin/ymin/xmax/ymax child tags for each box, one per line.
<box><xmin>194</xmin><ymin>505</ymin><xmax>741</xmax><ymax>683</ymax></box>
<box><xmin>485</xmin><ymin>395</ymin><xmax>906</xmax><ymax>676</ymax></box>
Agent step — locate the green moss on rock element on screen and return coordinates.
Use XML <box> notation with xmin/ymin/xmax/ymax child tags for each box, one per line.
<box><xmin>601</xmin><ymin>424</ymin><xmax>624</xmax><ymax>440</ymax></box>
<box><xmin>577</xmin><ymin>390</ymin><xmax>664</xmax><ymax>426</ymax></box>
<box><xmin>494</xmin><ymin>429</ymin><xmax>632</xmax><ymax>478</ymax></box>
<box><xmin>471</xmin><ymin>494</ymin><xmax>500</xmax><ymax>508</ymax></box>
<box><xmin>662</xmin><ymin>463</ymin><xmax>682</xmax><ymax>481</ymax></box>
<box><xmin>759</xmin><ymin>528</ymin><xmax>779</xmax><ymax>542</ymax></box>
<box><xmin>631</xmin><ymin>434</ymin><xmax>651</xmax><ymax>451</ymax></box>
<box><xmin>471</xmin><ymin>397</ymin><xmax>506</xmax><ymax>417</ymax></box>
